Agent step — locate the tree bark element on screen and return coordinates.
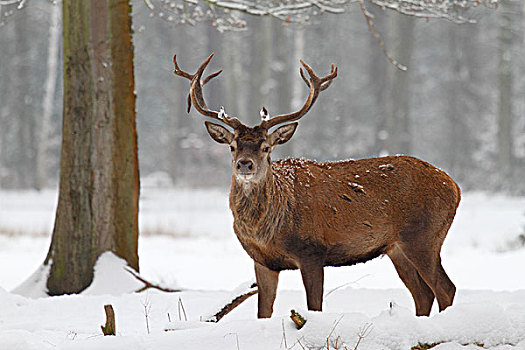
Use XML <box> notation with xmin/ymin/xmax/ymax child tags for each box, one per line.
<box><xmin>44</xmin><ymin>0</ymin><xmax>139</xmax><ymax>295</ymax></box>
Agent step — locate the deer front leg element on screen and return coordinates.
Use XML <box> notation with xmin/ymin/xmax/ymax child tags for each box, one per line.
<box><xmin>254</xmin><ymin>261</ymin><xmax>280</xmax><ymax>318</ymax></box>
<box><xmin>300</xmin><ymin>264</ymin><xmax>324</xmax><ymax>311</ymax></box>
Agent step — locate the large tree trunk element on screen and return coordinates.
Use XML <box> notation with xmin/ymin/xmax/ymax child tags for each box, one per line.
<box><xmin>44</xmin><ymin>0</ymin><xmax>139</xmax><ymax>295</ymax></box>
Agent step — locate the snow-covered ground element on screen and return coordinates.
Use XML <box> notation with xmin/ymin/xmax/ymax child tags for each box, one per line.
<box><xmin>0</xmin><ymin>188</ymin><xmax>524</xmax><ymax>349</ymax></box>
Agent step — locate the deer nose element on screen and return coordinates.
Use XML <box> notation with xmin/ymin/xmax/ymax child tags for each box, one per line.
<box><xmin>237</xmin><ymin>159</ymin><xmax>254</xmax><ymax>173</ymax></box>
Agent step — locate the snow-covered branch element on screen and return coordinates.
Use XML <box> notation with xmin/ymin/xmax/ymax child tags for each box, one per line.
<box><xmin>0</xmin><ymin>0</ymin><xmax>22</xmax><ymax>5</ymax></box>
<box><xmin>146</xmin><ymin>0</ymin><xmax>349</xmax><ymax>30</ymax></box>
<box><xmin>370</xmin><ymin>0</ymin><xmax>498</xmax><ymax>24</ymax></box>
<box><xmin>146</xmin><ymin>0</ymin><xmax>497</xmax><ymax>31</ymax></box>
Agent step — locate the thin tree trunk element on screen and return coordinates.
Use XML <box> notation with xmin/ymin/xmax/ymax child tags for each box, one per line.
<box><xmin>383</xmin><ymin>13</ymin><xmax>415</xmax><ymax>155</ymax></box>
<box><xmin>274</xmin><ymin>23</ymin><xmax>293</xmax><ymax>158</ymax></box>
<box><xmin>249</xmin><ymin>17</ymin><xmax>273</xmax><ymax>125</ymax></box>
<box><xmin>0</xmin><ymin>21</ymin><xmax>15</xmax><ymax>187</ymax></box>
<box><xmin>224</xmin><ymin>31</ymin><xmax>247</xmax><ymax>119</ymax></box>
<box><xmin>369</xmin><ymin>15</ymin><xmax>388</xmax><ymax>156</ymax></box>
<box><xmin>45</xmin><ymin>0</ymin><xmax>139</xmax><ymax>295</ymax></box>
<box><xmin>497</xmin><ymin>0</ymin><xmax>516</xmax><ymax>184</ymax></box>
<box><xmin>287</xmin><ymin>26</ymin><xmax>304</xmax><ymax>154</ymax></box>
<box><xmin>35</xmin><ymin>3</ymin><xmax>61</xmax><ymax>190</ymax></box>
<box><xmin>14</xmin><ymin>8</ymin><xmax>36</xmax><ymax>188</ymax></box>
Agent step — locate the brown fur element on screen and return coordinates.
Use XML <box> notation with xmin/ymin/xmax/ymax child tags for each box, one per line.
<box><xmin>229</xmin><ymin>154</ymin><xmax>460</xmax><ymax>318</ymax></box>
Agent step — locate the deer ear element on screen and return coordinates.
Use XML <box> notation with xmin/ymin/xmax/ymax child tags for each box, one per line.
<box><xmin>269</xmin><ymin>123</ymin><xmax>298</xmax><ymax>146</ymax></box>
<box><xmin>205</xmin><ymin>121</ymin><xmax>234</xmax><ymax>144</ymax></box>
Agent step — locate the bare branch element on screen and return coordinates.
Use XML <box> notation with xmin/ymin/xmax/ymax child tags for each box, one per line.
<box><xmin>126</xmin><ymin>267</ymin><xmax>183</xmax><ymax>293</ymax></box>
<box><xmin>370</xmin><ymin>0</ymin><xmax>497</xmax><ymax>23</ymax></box>
<box><xmin>358</xmin><ymin>0</ymin><xmax>407</xmax><ymax>71</ymax></box>
<box><xmin>147</xmin><ymin>0</ymin><xmax>497</xmax><ymax>69</ymax></box>
<box><xmin>206</xmin><ymin>287</ymin><xmax>258</xmax><ymax>322</ymax></box>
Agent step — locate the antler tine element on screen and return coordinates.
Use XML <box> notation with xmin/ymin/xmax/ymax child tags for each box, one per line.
<box><xmin>173</xmin><ymin>54</ymin><xmax>193</xmax><ymax>80</ymax></box>
<box><xmin>202</xmin><ymin>69</ymin><xmax>223</xmax><ymax>85</ymax></box>
<box><xmin>173</xmin><ymin>53</ymin><xmax>241</xmax><ymax>128</ymax></box>
<box><xmin>263</xmin><ymin>60</ymin><xmax>337</xmax><ymax>129</ymax></box>
<box><xmin>185</xmin><ymin>69</ymin><xmax>223</xmax><ymax>113</ymax></box>
<box><xmin>188</xmin><ymin>53</ymin><xmax>216</xmax><ymax>118</ymax></box>
<box><xmin>299</xmin><ymin>64</ymin><xmax>336</xmax><ymax>92</ymax></box>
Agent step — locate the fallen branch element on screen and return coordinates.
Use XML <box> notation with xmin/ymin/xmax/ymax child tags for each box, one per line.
<box><xmin>129</xmin><ymin>269</ymin><xmax>257</xmax><ymax>323</ymax></box>
<box><xmin>126</xmin><ymin>267</ymin><xmax>183</xmax><ymax>293</ymax></box>
<box><xmin>205</xmin><ymin>282</ymin><xmax>258</xmax><ymax>322</ymax></box>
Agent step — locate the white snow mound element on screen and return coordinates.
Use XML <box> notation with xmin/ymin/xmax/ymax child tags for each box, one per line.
<box><xmin>82</xmin><ymin>252</ymin><xmax>144</xmax><ymax>296</ymax></box>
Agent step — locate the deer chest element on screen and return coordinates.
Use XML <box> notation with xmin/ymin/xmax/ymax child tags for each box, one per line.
<box><xmin>234</xmin><ymin>229</ymin><xmax>299</xmax><ymax>271</ymax></box>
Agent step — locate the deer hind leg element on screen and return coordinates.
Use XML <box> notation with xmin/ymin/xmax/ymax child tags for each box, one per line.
<box><xmin>254</xmin><ymin>261</ymin><xmax>280</xmax><ymax>318</ymax></box>
<box><xmin>387</xmin><ymin>245</ymin><xmax>435</xmax><ymax>316</ymax></box>
<box><xmin>300</xmin><ymin>264</ymin><xmax>324</xmax><ymax>311</ymax></box>
<box><xmin>399</xmin><ymin>243</ymin><xmax>456</xmax><ymax>312</ymax></box>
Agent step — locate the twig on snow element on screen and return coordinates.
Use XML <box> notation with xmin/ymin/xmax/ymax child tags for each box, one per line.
<box><xmin>141</xmin><ymin>294</ymin><xmax>152</xmax><ymax>334</ymax></box>
<box><xmin>353</xmin><ymin>323</ymin><xmax>373</xmax><ymax>350</ymax></box>
<box><xmin>281</xmin><ymin>319</ymin><xmax>289</xmax><ymax>348</ymax></box>
<box><xmin>178</xmin><ymin>296</ymin><xmax>188</xmax><ymax>321</ymax></box>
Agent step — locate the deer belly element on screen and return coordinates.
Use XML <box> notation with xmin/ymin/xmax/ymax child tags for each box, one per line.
<box><xmin>324</xmin><ymin>243</ymin><xmax>387</xmax><ymax>267</ymax></box>
<box><xmin>238</xmin><ymin>238</ymin><xmax>299</xmax><ymax>271</ymax></box>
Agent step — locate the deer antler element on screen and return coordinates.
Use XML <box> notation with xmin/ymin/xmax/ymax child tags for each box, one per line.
<box><xmin>173</xmin><ymin>53</ymin><xmax>241</xmax><ymax>129</ymax></box>
<box><xmin>262</xmin><ymin>60</ymin><xmax>337</xmax><ymax>129</ymax></box>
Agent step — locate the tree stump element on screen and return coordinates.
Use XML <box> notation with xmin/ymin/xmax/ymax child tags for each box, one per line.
<box><xmin>101</xmin><ymin>304</ymin><xmax>116</xmax><ymax>336</ymax></box>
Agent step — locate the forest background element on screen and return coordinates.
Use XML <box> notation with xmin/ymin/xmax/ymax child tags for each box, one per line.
<box><xmin>0</xmin><ymin>0</ymin><xmax>523</xmax><ymax>194</ymax></box>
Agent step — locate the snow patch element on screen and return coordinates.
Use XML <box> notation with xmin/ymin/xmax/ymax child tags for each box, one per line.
<box><xmin>82</xmin><ymin>252</ymin><xmax>144</xmax><ymax>296</ymax></box>
<box><xmin>12</xmin><ymin>262</ymin><xmax>50</xmax><ymax>298</ymax></box>
<box><xmin>0</xmin><ymin>330</ymin><xmax>55</xmax><ymax>350</ymax></box>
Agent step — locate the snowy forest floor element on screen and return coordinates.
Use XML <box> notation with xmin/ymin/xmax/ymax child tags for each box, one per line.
<box><xmin>0</xmin><ymin>188</ymin><xmax>524</xmax><ymax>349</ymax></box>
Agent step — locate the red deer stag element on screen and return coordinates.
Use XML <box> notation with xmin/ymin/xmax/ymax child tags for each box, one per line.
<box><xmin>173</xmin><ymin>53</ymin><xmax>460</xmax><ymax>318</ymax></box>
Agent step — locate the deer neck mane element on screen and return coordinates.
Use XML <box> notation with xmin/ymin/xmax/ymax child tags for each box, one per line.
<box><xmin>229</xmin><ymin>161</ymin><xmax>295</xmax><ymax>244</ymax></box>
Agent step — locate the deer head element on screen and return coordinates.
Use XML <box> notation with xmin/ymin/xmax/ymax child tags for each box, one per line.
<box><xmin>173</xmin><ymin>53</ymin><xmax>337</xmax><ymax>185</ymax></box>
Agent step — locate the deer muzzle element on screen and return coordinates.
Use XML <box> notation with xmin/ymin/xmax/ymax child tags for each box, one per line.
<box><xmin>236</xmin><ymin>159</ymin><xmax>254</xmax><ymax>175</ymax></box>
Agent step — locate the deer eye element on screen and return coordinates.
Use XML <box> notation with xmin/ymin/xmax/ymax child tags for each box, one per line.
<box><xmin>262</xmin><ymin>146</ymin><xmax>270</xmax><ymax>153</ymax></box>
<box><xmin>230</xmin><ymin>145</ymin><xmax>235</xmax><ymax>152</ymax></box>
